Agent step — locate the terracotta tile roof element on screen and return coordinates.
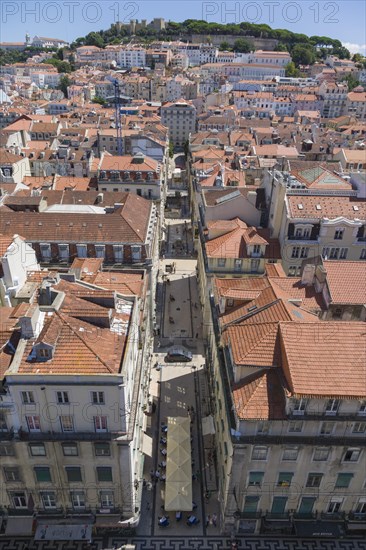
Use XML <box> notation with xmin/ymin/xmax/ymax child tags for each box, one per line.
<box><xmin>287</xmin><ymin>195</ymin><xmax>365</xmax><ymax>219</ymax></box>
<box><xmin>70</xmin><ymin>258</ymin><xmax>103</xmax><ymax>275</ymax></box>
<box><xmin>224</xmin><ymin>322</ymin><xmax>281</xmax><ymax>367</ymax></box>
<box><xmin>232</xmin><ymin>369</ymin><xmax>286</xmax><ymax>420</ymax></box>
<box><xmin>18</xmin><ymin>312</ymin><xmax>125</xmax><ymax>375</ymax></box>
<box><xmin>222</xmin><ymin>295</ymin><xmax>319</xmax><ymax>327</ymax></box>
<box><xmin>0</xmin><ymin>233</ymin><xmax>14</xmax><ymax>256</ymax></box>
<box><xmin>83</xmin><ymin>271</ymin><xmax>144</xmax><ymax>297</ymax></box>
<box><xmin>280</xmin><ymin>321</ymin><xmax>366</xmax><ymax>398</ymax></box>
<box><xmin>0</xmin><ymin>193</ymin><xmax>152</xmax><ymax>244</ymax></box>
<box><xmin>265</xmin><ymin>263</ymin><xmax>286</xmax><ymax>277</ymax></box>
<box><xmin>323</xmin><ymin>261</ymin><xmax>366</xmax><ymax>305</ymax></box>
<box><xmin>0</xmin><ymin>150</ymin><xmax>23</xmax><ymax>164</ymax></box>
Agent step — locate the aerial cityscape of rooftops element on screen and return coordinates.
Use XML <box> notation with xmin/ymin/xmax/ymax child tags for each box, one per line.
<box><xmin>0</xmin><ymin>14</ymin><xmax>365</xmax><ymax>549</ymax></box>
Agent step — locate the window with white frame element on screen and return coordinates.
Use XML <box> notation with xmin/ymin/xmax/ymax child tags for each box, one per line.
<box><xmin>11</xmin><ymin>491</ymin><xmax>27</xmax><ymax>508</ymax></box>
<box><xmin>322</xmin><ymin>247</ymin><xmax>329</xmax><ymax>259</ymax></box>
<box><xmin>248</xmin><ymin>471</ymin><xmax>264</xmax><ymax>486</ymax></box>
<box><xmin>95</xmin><ymin>245</ymin><xmax>105</xmax><ymax>259</ymax></box>
<box><xmin>352</xmin><ymin>422</ymin><xmax>366</xmax><ymax>434</ymax></box>
<box><xmin>26</xmin><ymin>415</ymin><xmax>41</xmax><ymax>432</ymax></box>
<box><xmin>288</xmin><ymin>420</ymin><xmax>303</xmax><ymax>433</ymax></box>
<box><xmin>131</xmin><ymin>245</ymin><xmax>141</xmax><ymax>261</ymax></box>
<box><xmin>334</xmin><ymin>228</ymin><xmax>344</xmax><ymax>240</ymax></box>
<box><xmin>40</xmin><ymin>243</ymin><xmax>51</xmax><ymax>260</ymax></box>
<box><xmin>113</xmin><ymin>245</ymin><xmax>123</xmax><ymax>262</ymax></box>
<box><xmin>29</xmin><ymin>443</ymin><xmax>46</xmax><ymax>456</ymax></box>
<box><xmin>292</xmin><ymin>398</ymin><xmax>307</xmax><ymax>415</ymax></box>
<box><xmin>257</xmin><ymin>422</ymin><xmax>269</xmax><ymax>434</ymax></box>
<box><xmin>355</xmin><ymin>498</ymin><xmax>366</xmax><ymax>514</ymax></box>
<box><xmin>325</xmin><ymin>398</ymin><xmax>340</xmax><ymax>415</ymax></box>
<box><xmin>291</xmin><ymin>246</ymin><xmax>300</xmax><ymax>258</ymax></box>
<box><xmin>343</xmin><ymin>447</ymin><xmax>361</xmax><ymax>462</ymax></box>
<box><xmin>217</xmin><ymin>258</ymin><xmax>226</xmax><ymax>267</ymax></box>
<box><xmin>92</xmin><ymin>391</ymin><xmax>105</xmax><ymax>405</ymax></box>
<box><xmin>76</xmin><ymin>244</ymin><xmax>87</xmax><ymax>258</ymax></box>
<box><xmin>250</xmin><ymin>259</ymin><xmax>260</xmax><ymax>272</ymax></box>
<box><xmin>327</xmin><ymin>497</ymin><xmax>343</xmax><ymax>514</ymax></box>
<box><xmin>94</xmin><ymin>415</ymin><xmax>108</xmax><ymax>432</ymax></box>
<box><xmin>320</xmin><ymin>421</ymin><xmax>335</xmax><ymax>435</ymax></box>
<box><xmin>62</xmin><ymin>442</ymin><xmax>78</xmax><ymax>456</ymax></box>
<box><xmin>234</xmin><ymin>259</ymin><xmax>242</xmax><ymax>270</ymax></box>
<box><xmin>41</xmin><ymin>491</ymin><xmax>57</xmax><ymax>509</ymax></box>
<box><xmin>60</xmin><ymin>415</ymin><xmax>74</xmax><ymax>432</ymax></box>
<box><xmin>329</xmin><ymin>247</ymin><xmax>339</xmax><ymax>259</ymax></box>
<box><xmin>313</xmin><ymin>447</ymin><xmax>330</xmax><ymax>461</ymax></box>
<box><xmin>300</xmin><ymin>247</ymin><xmax>309</xmax><ymax>258</ymax></box>
<box><xmin>100</xmin><ymin>490</ymin><xmax>114</xmax><ymax>508</ymax></box>
<box><xmin>58</xmin><ymin>244</ymin><xmax>69</xmax><ymax>259</ymax></box>
<box><xmin>306</xmin><ymin>473</ymin><xmax>323</xmax><ymax>487</ymax></box>
<box><xmin>358</xmin><ymin>401</ymin><xmax>366</xmax><ymax>415</ymax></box>
<box><xmin>4</xmin><ymin>466</ymin><xmax>22</xmax><ymax>482</ymax></box>
<box><xmin>282</xmin><ymin>446</ymin><xmax>299</xmax><ymax>461</ymax></box>
<box><xmin>57</xmin><ymin>391</ymin><xmax>69</xmax><ymax>404</ymax></box>
<box><xmin>21</xmin><ymin>391</ymin><xmax>35</xmax><ymax>404</ymax></box>
<box><xmin>339</xmin><ymin>247</ymin><xmax>348</xmax><ymax>259</ymax></box>
<box><xmin>360</xmin><ymin>249</ymin><xmax>366</xmax><ymax>260</ymax></box>
<box><xmin>251</xmin><ymin>446</ymin><xmax>268</xmax><ymax>460</ymax></box>
<box><xmin>71</xmin><ymin>490</ymin><xmax>85</xmax><ymax>509</ymax></box>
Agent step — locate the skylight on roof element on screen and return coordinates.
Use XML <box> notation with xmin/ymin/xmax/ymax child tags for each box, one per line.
<box><xmin>316</xmin><ymin>204</ymin><xmax>322</xmax><ymax>210</ymax></box>
<box><xmin>297</xmin><ymin>204</ymin><xmax>303</xmax><ymax>210</ymax></box>
<box><xmin>353</xmin><ymin>205</ymin><xmax>359</xmax><ymax>211</ymax></box>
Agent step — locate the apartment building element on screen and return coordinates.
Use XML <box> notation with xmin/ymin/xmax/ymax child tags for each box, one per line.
<box><xmin>0</xmin><ymin>271</ymin><xmax>150</xmax><ymax>535</ymax></box>
<box><xmin>263</xmin><ymin>167</ymin><xmax>366</xmax><ymax>275</ymax></box>
<box><xmin>97</xmin><ymin>152</ymin><xmax>164</xmax><ymax>200</ymax></box>
<box><xmin>161</xmin><ymin>100</ymin><xmax>197</xmax><ymax>149</ymax></box>
<box><xmin>203</xmin><ymin>276</ymin><xmax>366</xmax><ymax>536</ymax></box>
<box><xmin>0</xmin><ymin>191</ymin><xmax>157</xmax><ymax>267</ymax></box>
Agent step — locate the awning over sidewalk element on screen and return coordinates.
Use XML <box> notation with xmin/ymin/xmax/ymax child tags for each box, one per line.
<box><xmin>34</xmin><ymin>523</ymin><xmax>92</xmax><ymax>541</ymax></box>
<box><xmin>6</xmin><ymin>516</ymin><xmax>34</xmax><ymax>535</ymax></box>
<box><xmin>202</xmin><ymin>414</ymin><xmax>215</xmax><ymax>436</ymax></box>
<box><xmin>165</xmin><ymin>416</ymin><xmax>192</xmax><ymax>511</ymax></box>
<box><xmin>294</xmin><ymin>520</ymin><xmax>345</xmax><ymax>537</ymax></box>
<box><xmin>142</xmin><ymin>432</ymin><xmax>153</xmax><ymax>457</ymax></box>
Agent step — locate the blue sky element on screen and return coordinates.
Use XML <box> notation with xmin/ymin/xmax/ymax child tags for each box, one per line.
<box><xmin>1</xmin><ymin>0</ymin><xmax>365</xmax><ymax>54</ymax></box>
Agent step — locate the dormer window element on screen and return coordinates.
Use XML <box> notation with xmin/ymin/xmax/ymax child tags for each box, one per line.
<box><xmin>110</xmin><ymin>170</ymin><xmax>120</xmax><ymax>180</ymax></box>
<box><xmin>38</xmin><ymin>348</ymin><xmax>51</xmax><ymax>359</ymax></box>
<box><xmin>334</xmin><ymin>228</ymin><xmax>344</xmax><ymax>240</ymax></box>
<box><xmin>292</xmin><ymin>398</ymin><xmax>307</xmax><ymax>415</ymax></box>
<box><xmin>325</xmin><ymin>398</ymin><xmax>340</xmax><ymax>415</ymax></box>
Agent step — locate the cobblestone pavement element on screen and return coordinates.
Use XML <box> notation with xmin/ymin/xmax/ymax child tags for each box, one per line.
<box><xmin>1</xmin><ymin>537</ymin><xmax>366</xmax><ymax>550</ymax></box>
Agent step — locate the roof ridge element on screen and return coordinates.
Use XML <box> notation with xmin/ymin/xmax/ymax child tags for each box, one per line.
<box><xmin>233</xmin><ymin>322</ymin><xmax>279</xmax><ymax>364</ymax></box>
<box><xmin>55</xmin><ymin>311</ymin><xmax>114</xmax><ymax>373</ymax></box>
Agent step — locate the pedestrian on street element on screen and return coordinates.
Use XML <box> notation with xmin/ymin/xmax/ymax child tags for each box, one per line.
<box><xmin>212</xmin><ymin>513</ymin><xmax>217</xmax><ymax>527</ymax></box>
<box><xmin>206</xmin><ymin>514</ymin><xmax>211</xmax><ymax>527</ymax></box>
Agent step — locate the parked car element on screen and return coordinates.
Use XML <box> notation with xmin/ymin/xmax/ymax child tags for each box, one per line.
<box><xmin>164</xmin><ymin>347</ymin><xmax>193</xmax><ymax>363</ymax></box>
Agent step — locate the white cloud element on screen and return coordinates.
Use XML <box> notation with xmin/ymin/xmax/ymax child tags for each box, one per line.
<box><xmin>343</xmin><ymin>42</ymin><xmax>366</xmax><ymax>55</ymax></box>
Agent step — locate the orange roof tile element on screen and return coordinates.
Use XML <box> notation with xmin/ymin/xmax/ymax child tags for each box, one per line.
<box><xmin>280</xmin><ymin>322</ymin><xmax>366</xmax><ymax>398</ymax></box>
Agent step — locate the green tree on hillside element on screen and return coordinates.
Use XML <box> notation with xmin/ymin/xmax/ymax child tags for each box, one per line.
<box><xmin>291</xmin><ymin>44</ymin><xmax>316</xmax><ymax>66</ymax></box>
<box><xmin>233</xmin><ymin>38</ymin><xmax>252</xmax><ymax>53</ymax></box>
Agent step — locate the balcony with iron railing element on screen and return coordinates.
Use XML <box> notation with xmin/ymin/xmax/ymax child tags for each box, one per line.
<box><xmin>234</xmin><ymin>509</ymin><xmax>262</xmax><ymax>520</ymax></box>
<box><xmin>320</xmin><ymin>511</ymin><xmax>346</xmax><ymax>521</ymax></box>
<box><xmin>18</xmin><ymin>429</ymin><xmax>127</xmax><ymax>442</ymax></box>
<box><xmin>347</xmin><ymin>512</ymin><xmax>366</xmax><ymax>522</ymax></box>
